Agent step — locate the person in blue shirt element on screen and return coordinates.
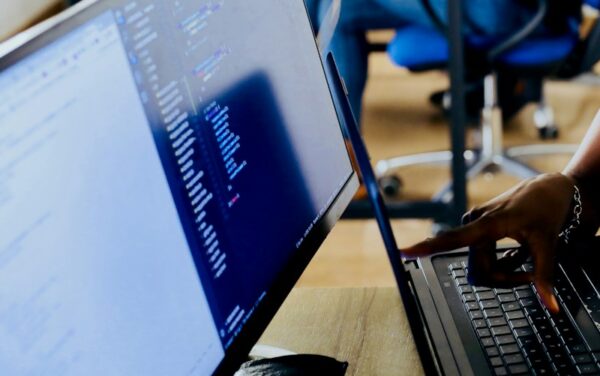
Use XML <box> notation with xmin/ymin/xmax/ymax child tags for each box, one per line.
<box><xmin>305</xmin><ymin>0</ymin><xmax>581</xmax><ymax>123</ymax></box>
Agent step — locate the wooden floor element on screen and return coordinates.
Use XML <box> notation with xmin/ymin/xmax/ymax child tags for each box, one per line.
<box><xmin>297</xmin><ymin>53</ymin><xmax>600</xmax><ymax>288</ymax></box>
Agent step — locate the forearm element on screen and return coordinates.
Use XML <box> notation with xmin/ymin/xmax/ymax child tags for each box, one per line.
<box><xmin>563</xmin><ymin>110</ymin><xmax>600</xmax><ymax>231</ymax></box>
<box><xmin>564</xmin><ymin>111</ymin><xmax>600</xmax><ymax>182</ymax></box>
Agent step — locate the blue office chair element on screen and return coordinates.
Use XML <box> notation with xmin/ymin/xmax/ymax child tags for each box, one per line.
<box><xmin>377</xmin><ymin>0</ymin><xmax>600</xmax><ymax>200</ymax></box>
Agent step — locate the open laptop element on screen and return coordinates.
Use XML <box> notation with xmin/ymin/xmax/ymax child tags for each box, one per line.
<box><xmin>325</xmin><ymin>47</ymin><xmax>600</xmax><ymax>375</ymax></box>
<box><xmin>0</xmin><ymin>1</ymin><xmax>361</xmax><ymax>374</ymax></box>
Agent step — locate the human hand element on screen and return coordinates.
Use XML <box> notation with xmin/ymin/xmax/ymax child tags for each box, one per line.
<box><xmin>402</xmin><ymin>172</ymin><xmax>581</xmax><ymax>313</ymax></box>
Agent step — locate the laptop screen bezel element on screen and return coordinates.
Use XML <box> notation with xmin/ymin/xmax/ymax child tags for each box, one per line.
<box><xmin>0</xmin><ymin>1</ymin><xmax>360</xmax><ymax>374</ymax></box>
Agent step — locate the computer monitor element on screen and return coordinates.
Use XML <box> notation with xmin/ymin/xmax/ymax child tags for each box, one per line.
<box><xmin>0</xmin><ymin>1</ymin><xmax>358</xmax><ymax>374</ymax></box>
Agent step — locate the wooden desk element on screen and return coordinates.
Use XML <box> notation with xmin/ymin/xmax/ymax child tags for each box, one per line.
<box><xmin>259</xmin><ymin>287</ymin><xmax>424</xmax><ymax>376</ymax></box>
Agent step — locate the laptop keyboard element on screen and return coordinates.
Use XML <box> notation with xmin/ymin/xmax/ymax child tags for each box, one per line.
<box><xmin>449</xmin><ymin>261</ymin><xmax>600</xmax><ymax>375</ymax></box>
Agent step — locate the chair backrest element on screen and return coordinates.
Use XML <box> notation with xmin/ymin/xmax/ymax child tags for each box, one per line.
<box><xmin>585</xmin><ymin>0</ymin><xmax>600</xmax><ymax>9</ymax></box>
<box><xmin>579</xmin><ymin>17</ymin><xmax>600</xmax><ymax>71</ymax></box>
<box><xmin>580</xmin><ymin>0</ymin><xmax>600</xmax><ymax>70</ymax></box>
<box><xmin>552</xmin><ymin>1</ymin><xmax>600</xmax><ymax>77</ymax></box>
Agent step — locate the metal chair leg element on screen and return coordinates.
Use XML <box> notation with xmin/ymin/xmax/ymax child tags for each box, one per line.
<box><xmin>433</xmin><ymin>155</ymin><xmax>488</xmax><ymax>203</ymax></box>
<box><xmin>375</xmin><ymin>73</ymin><xmax>577</xmax><ymax>202</ymax></box>
<box><xmin>506</xmin><ymin>144</ymin><xmax>579</xmax><ymax>159</ymax></box>
<box><xmin>497</xmin><ymin>156</ymin><xmax>540</xmax><ymax>179</ymax></box>
<box><xmin>375</xmin><ymin>150</ymin><xmax>476</xmax><ymax>176</ymax></box>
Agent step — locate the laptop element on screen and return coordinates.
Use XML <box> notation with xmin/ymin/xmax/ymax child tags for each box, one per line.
<box><xmin>325</xmin><ymin>49</ymin><xmax>600</xmax><ymax>375</ymax></box>
<box><xmin>0</xmin><ymin>1</ymin><xmax>360</xmax><ymax>374</ymax></box>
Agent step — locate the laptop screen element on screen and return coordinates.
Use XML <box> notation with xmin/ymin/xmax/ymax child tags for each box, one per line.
<box><xmin>0</xmin><ymin>1</ymin><xmax>354</xmax><ymax>374</ymax></box>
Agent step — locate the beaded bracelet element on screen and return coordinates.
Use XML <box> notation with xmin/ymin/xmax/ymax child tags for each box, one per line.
<box><xmin>558</xmin><ymin>185</ymin><xmax>582</xmax><ymax>245</ymax></box>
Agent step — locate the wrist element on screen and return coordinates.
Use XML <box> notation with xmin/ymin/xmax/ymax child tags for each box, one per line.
<box><xmin>561</xmin><ymin>172</ymin><xmax>600</xmax><ymax>237</ymax></box>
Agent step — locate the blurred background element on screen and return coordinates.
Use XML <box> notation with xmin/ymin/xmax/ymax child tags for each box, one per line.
<box><xmin>3</xmin><ymin>0</ymin><xmax>599</xmax><ymax>289</ymax></box>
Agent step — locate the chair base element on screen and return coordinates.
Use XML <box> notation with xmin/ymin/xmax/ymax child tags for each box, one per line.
<box><xmin>375</xmin><ymin>73</ymin><xmax>577</xmax><ymax>203</ymax></box>
<box><xmin>375</xmin><ymin>143</ymin><xmax>578</xmax><ymax>203</ymax></box>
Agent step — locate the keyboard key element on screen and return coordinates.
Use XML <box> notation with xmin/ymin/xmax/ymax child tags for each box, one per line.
<box><xmin>477</xmin><ymin>328</ymin><xmax>491</xmax><ymax>338</ymax></box>
<box><xmin>473</xmin><ymin>286</ymin><xmax>492</xmax><ymax>292</ymax></box>
<box><xmin>495</xmin><ymin>288</ymin><xmax>514</xmax><ymax>294</ymax></box>
<box><xmin>503</xmin><ymin>353</ymin><xmax>525</xmax><ymax>365</ymax></box>
<box><xmin>499</xmin><ymin>344</ymin><xmax>520</xmax><ymax>355</ymax></box>
<box><xmin>470</xmin><ymin>310</ymin><xmax>484</xmax><ymax>320</ymax></box>
<box><xmin>481</xmin><ymin>300</ymin><xmax>500</xmax><ymax>309</ymax></box>
<box><xmin>493</xmin><ymin>367</ymin><xmax>508</xmax><ymax>376</ymax></box>
<box><xmin>515</xmin><ymin>285</ymin><xmax>532</xmax><ymax>291</ymax></box>
<box><xmin>549</xmin><ymin>312</ymin><xmax>569</xmax><ymax>327</ymax></box>
<box><xmin>524</xmin><ymin>344</ymin><xmax>544</xmax><ymax>360</ymax></box>
<box><xmin>486</xmin><ymin>347</ymin><xmax>500</xmax><ymax>357</ymax></box>
<box><xmin>517</xmin><ymin>335</ymin><xmax>537</xmax><ymax>348</ymax></box>
<box><xmin>459</xmin><ymin>285</ymin><xmax>472</xmax><ymax>294</ymax></box>
<box><xmin>550</xmin><ymin>350</ymin><xmax>568</xmax><ymax>364</ymax></box>
<box><xmin>490</xmin><ymin>356</ymin><xmax>503</xmax><ymax>367</ymax></box>
<box><xmin>462</xmin><ymin>293</ymin><xmax>476</xmax><ymax>302</ymax></box>
<box><xmin>576</xmin><ymin>363</ymin><xmax>600</xmax><ymax>374</ymax></box>
<box><xmin>456</xmin><ymin>277</ymin><xmax>468</xmax><ymax>286</ymax></box>
<box><xmin>452</xmin><ymin>269</ymin><xmax>466</xmax><ymax>278</ymax></box>
<box><xmin>449</xmin><ymin>262</ymin><xmax>463</xmax><ymax>270</ymax></box>
<box><xmin>501</xmin><ymin>302</ymin><xmax>520</xmax><ymax>312</ymax></box>
<box><xmin>476</xmin><ymin>291</ymin><xmax>496</xmax><ymax>301</ymax></box>
<box><xmin>532</xmin><ymin>366</ymin><xmax>552</xmax><ymax>375</ymax></box>
<box><xmin>509</xmin><ymin>319</ymin><xmax>529</xmax><ymax>329</ymax></box>
<box><xmin>484</xmin><ymin>309</ymin><xmax>503</xmax><ymax>319</ymax></box>
<box><xmin>553</xmin><ymin>360</ymin><xmax>574</xmax><ymax>374</ymax></box>
<box><xmin>520</xmin><ymin>298</ymin><xmax>537</xmax><ymax>308</ymax></box>
<box><xmin>514</xmin><ymin>327</ymin><xmax>534</xmax><ymax>338</ymax></box>
<box><xmin>571</xmin><ymin>353</ymin><xmax>593</xmax><ymax>364</ymax></box>
<box><xmin>491</xmin><ymin>326</ymin><xmax>511</xmax><ymax>336</ymax></box>
<box><xmin>481</xmin><ymin>337</ymin><xmax>496</xmax><ymax>347</ymax></box>
<box><xmin>535</xmin><ymin>323</ymin><xmax>551</xmax><ymax>333</ymax></box>
<box><xmin>505</xmin><ymin>311</ymin><xmax>525</xmax><ymax>321</ymax></box>
<box><xmin>528</xmin><ymin>311</ymin><xmax>547</xmax><ymax>325</ymax></box>
<box><xmin>473</xmin><ymin>319</ymin><xmax>487</xmax><ymax>329</ymax></box>
<box><xmin>567</xmin><ymin>343</ymin><xmax>588</xmax><ymax>355</ymax></box>
<box><xmin>497</xmin><ymin>294</ymin><xmax>516</xmax><ymax>303</ymax></box>
<box><xmin>496</xmin><ymin>335</ymin><xmax>516</xmax><ymax>346</ymax></box>
<box><xmin>515</xmin><ymin>290</ymin><xmax>534</xmax><ymax>299</ymax></box>
<box><xmin>508</xmin><ymin>364</ymin><xmax>529</xmax><ymax>374</ymax></box>
<box><xmin>487</xmin><ymin>317</ymin><xmax>508</xmax><ymax>327</ymax></box>
<box><xmin>466</xmin><ymin>302</ymin><xmax>480</xmax><ymax>311</ymax></box>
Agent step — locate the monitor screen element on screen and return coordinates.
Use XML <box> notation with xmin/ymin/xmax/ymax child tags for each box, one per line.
<box><xmin>0</xmin><ymin>0</ymin><xmax>355</xmax><ymax>374</ymax></box>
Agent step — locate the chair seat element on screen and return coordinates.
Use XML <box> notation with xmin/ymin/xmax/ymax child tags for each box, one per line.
<box><xmin>387</xmin><ymin>26</ymin><xmax>448</xmax><ymax>70</ymax></box>
<box><xmin>387</xmin><ymin>25</ymin><xmax>578</xmax><ymax>69</ymax></box>
<box><xmin>497</xmin><ymin>35</ymin><xmax>578</xmax><ymax>66</ymax></box>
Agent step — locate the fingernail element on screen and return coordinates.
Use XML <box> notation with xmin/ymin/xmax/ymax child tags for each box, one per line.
<box><xmin>550</xmin><ymin>295</ymin><xmax>560</xmax><ymax>313</ymax></box>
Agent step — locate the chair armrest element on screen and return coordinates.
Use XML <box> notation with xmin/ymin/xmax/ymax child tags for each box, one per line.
<box><xmin>488</xmin><ymin>0</ymin><xmax>547</xmax><ymax>61</ymax></box>
<box><xmin>420</xmin><ymin>0</ymin><xmax>447</xmax><ymax>33</ymax></box>
<box><xmin>580</xmin><ymin>16</ymin><xmax>600</xmax><ymax>70</ymax></box>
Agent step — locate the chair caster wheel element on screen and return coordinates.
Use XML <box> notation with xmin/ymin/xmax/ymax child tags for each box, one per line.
<box><xmin>378</xmin><ymin>175</ymin><xmax>403</xmax><ymax>197</ymax></box>
<box><xmin>538</xmin><ymin>126</ymin><xmax>559</xmax><ymax>140</ymax></box>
